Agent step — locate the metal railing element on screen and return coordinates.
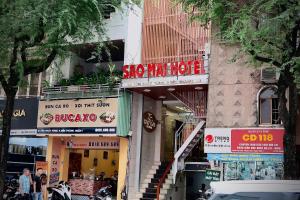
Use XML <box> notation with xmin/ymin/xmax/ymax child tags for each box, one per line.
<box><xmin>156</xmin><ymin>159</ymin><xmax>174</xmax><ymax>200</ymax></box>
<box><xmin>172</xmin><ymin>120</ymin><xmax>205</xmax><ymax>183</ymax></box>
<box><xmin>42</xmin><ymin>84</ymin><xmax>120</xmax><ymax>100</ymax></box>
<box><xmin>174</xmin><ymin>115</ymin><xmax>200</xmax><ymax>153</ymax></box>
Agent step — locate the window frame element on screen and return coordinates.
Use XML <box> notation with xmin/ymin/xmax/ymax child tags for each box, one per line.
<box><xmin>257</xmin><ymin>86</ymin><xmax>281</xmax><ymax>126</ymax></box>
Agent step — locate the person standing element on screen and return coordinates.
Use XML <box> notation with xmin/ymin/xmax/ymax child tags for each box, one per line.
<box><xmin>19</xmin><ymin>168</ymin><xmax>32</xmax><ymax>200</ymax></box>
<box><xmin>40</xmin><ymin>173</ymin><xmax>48</xmax><ymax>200</ymax></box>
<box><xmin>33</xmin><ymin>168</ymin><xmax>43</xmax><ymax>200</ymax></box>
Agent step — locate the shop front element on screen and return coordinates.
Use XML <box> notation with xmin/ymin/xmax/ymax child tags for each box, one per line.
<box><xmin>0</xmin><ymin>97</ymin><xmax>47</xmax><ymax>177</ymax></box>
<box><xmin>37</xmin><ymin>97</ymin><xmax>130</xmax><ymax>200</ymax></box>
<box><xmin>204</xmin><ymin>128</ymin><xmax>284</xmax><ymax>181</ymax></box>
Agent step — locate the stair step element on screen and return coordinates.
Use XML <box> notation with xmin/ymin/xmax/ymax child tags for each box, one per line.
<box><xmin>139</xmin><ymin>162</ymin><xmax>171</xmax><ymax>200</ymax></box>
<box><xmin>143</xmin><ymin>192</ymin><xmax>156</xmax><ymax>198</ymax></box>
<box><xmin>151</xmin><ymin>178</ymin><xmax>160</xmax><ymax>184</ymax></box>
<box><xmin>146</xmin><ymin>188</ymin><xmax>157</xmax><ymax>193</ymax></box>
<box><xmin>148</xmin><ymin>182</ymin><xmax>158</xmax><ymax>188</ymax></box>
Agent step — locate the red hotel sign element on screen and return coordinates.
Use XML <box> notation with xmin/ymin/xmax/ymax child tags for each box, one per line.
<box><xmin>231</xmin><ymin>129</ymin><xmax>284</xmax><ymax>154</ymax></box>
<box><xmin>123</xmin><ymin>60</ymin><xmax>205</xmax><ymax>79</ymax></box>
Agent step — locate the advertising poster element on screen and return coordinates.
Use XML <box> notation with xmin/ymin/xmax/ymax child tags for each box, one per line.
<box><xmin>204</xmin><ymin>128</ymin><xmax>284</xmax><ymax>154</ymax></box>
<box><xmin>207</xmin><ymin>154</ymin><xmax>284</xmax><ymax>181</ymax></box>
<box><xmin>0</xmin><ymin>97</ymin><xmax>38</xmax><ymax>135</ymax></box>
<box><xmin>231</xmin><ymin>129</ymin><xmax>284</xmax><ymax>153</ymax></box>
<box><xmin>222</xmin><ymin>161</ymin><xmax>283</xmax><ymax>181</ymax></box>
<box><xmin>49</xmin><ymin>138</ymin><xmax>61</xmax><ymax>186</ymax></box>
<box><xmin>37</xmin><ymin>98</ymin><xmax>118</xmax><ymax>134</ymax></box>
<box><xmin>35</xmin><ymin>161</ymin><xmax>48</xmax><ymax>174</ymax></box>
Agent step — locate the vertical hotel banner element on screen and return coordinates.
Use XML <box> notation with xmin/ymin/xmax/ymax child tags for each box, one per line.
<box><xmin>204</xmin><ymin>128</ymin><xmax>284</xmax><ymax>154</ymax></box>
<box><xmin>37</xmin><ymin>98</ymin><xmax>118</xmax><ymax>134</ymax></box>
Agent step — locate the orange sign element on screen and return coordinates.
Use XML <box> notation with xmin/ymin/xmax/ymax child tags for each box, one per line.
<box><xmin>231</xmin><ymin>129</ymin><xmax>284</xmax><ymax>154</ymax></box>
<box><xmin>36</xmin><ymin>161</ymin><xmax>48</xmax><ymax>174</ymax></box>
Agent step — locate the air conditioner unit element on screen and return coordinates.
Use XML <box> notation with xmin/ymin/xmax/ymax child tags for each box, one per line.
<box><xmin>260</xmin><ymin>67</ymin><xmax>280</xmax><ymax>83</ymax></box>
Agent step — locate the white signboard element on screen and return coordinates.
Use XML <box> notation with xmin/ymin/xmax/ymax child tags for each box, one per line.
<box><xmin>122</xmin><ymin>74</ymin><xmax>208</xmax><ymax>88</ymax></box>
<box><xmin>204</xmin><ymin>128</ymin><xmax>231</xmax><ymax>153</ymax></box>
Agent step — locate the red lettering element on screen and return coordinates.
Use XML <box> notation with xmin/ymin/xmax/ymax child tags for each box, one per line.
<box><xmin>194</xmin><ymin>60</ymin><xmax>200</xmax><ymax>74</ymax></box>
<box><xmin>82</xmin><ymin>114</ymin><xmax>89</xmax><ymax>122</ymax></box>
<box><xmin>55</xmin><ymin>115</ymin><xmax>60</xmax><ymax>122</ymax></box>
<box><xmin>89</xmin><ymin>114</ymin><xmax>97</xmax><ymax>122</ymax></box>
<box><xmin>68</xmin><ymin>114</ymin><xmax>74</xmax><ymax>122</ymax></box>
<box><xmin>61</xmin><ymin>114</ymin><xmax>68</xmax><ymax>122</ymax></box>
<box><xmin>75</xmin><ymin>114</ymin><xmax>81</xmax><ymax>122</ymax></box>
<box><xmin>178</xmin><ymin>61</ymin><xmax>187</xmax><ymax>75</ymax></box>
<box><xmin>156</xmin><ymin>63</ymin><xmax>164</xmax><ymax>77</ymax></box>
<box><xmin>129</xmin><ymin>65</ymin><xmax>136</xmax><ymax>78</ymax></box>
<box><xmin>163</xmin><ymin>63</ymin><xmax>167</xmax><ymax>76</ymax></box>
<box><xmin>170</xmin><ymin>62</ymin><xmax>178</xmax><ymax>75</ymax></box>
<box><xmin>147</xmin><ymin>64</ymin><xmax>155</xmax><ymax>77</ymax></box>
<box><xmin>136</xmin><ymin>64</ymin><xmax>145</xmax><ymax>78</ymax></box>
<box><xmin>122</xmin><ymin>65</ymin><xmax>129</xmax><ymax>78</ymax></box>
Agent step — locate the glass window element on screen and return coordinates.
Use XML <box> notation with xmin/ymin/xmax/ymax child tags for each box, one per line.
<box><xmin>259</xmin><ymin>87</ymin><xmax>279</xmax><ymax>125</ymax></box>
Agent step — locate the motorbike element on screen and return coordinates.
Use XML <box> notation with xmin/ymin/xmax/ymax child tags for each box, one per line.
<box><xmin>3</xmin><ymin>178</ymin><xmax>19</xmax><ymax>200</ymax></box>
<box><xmin>94</xmin><ymin>185</ymin><xmax>112</xmax><ymax>200</ymax></box>
<box><xmin>47</xmin><ymin>181</ymin><xmax>71</xmax><ymax>200</ymax></box>
<box><xmin>195</xmin><ymin>188</ymin><xmax>213</xmax><ymax>200</ymax></box>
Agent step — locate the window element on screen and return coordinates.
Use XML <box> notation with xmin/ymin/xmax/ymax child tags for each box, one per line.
<box><xmin>259</xmin><ymin>87</ymin><xmax>280</xmax><ymax>125</ymax></box>
<box><xmin>103</xmin><ymin>151</ymin><xmax>108</xmax><ymax>160</ymax></box>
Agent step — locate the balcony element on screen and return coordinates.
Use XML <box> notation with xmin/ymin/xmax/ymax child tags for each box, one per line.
<box><xmin>42</xmin><ymin>84</ymin><xmax>120</xmax><ymax>100</ymax></box>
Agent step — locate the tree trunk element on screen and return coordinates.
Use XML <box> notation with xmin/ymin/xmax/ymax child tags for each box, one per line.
<box><xmin>0</xmin><ymin>91</ymin><xmax>17</xmax><ymax>200</ymax></box>
<box><xmin>278</xmin><ymin>70</ymin><xmax>300</xmax><ymax>179</ymax></box>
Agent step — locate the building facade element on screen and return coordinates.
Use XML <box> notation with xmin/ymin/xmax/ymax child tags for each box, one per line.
<box><xmin>1</xmin><ymin>0</ymin><xmax>300</xmax><ymax>200</ymax></box>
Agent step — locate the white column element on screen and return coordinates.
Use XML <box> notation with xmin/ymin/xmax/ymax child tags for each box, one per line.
<box><xmin>123</xmin><ymin>3</ymin><xmax>143</xmax><ymax>65</ymax></box>
<box><xmin>154</xmin><ymin>100</ymin><xmax>162</xmax><ymax>162</ymax></box>
<box><xmin>134</xmin><ymin>93</ymin><xmax>143</xmax><ymax>191</ymax></box>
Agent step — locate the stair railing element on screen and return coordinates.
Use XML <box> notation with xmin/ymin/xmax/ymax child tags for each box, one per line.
<box><xmin>156</xmin><ymin>159</ymin><xmax>174</xmax><ymax>200</ymax></box>
<box><xmin>172</xmin><ymin>120</ymin><xmax>206</xmax><ymax>183</ymax></box>
<box><xmin>174</xmin><ymin>116</ymin><xmax>200</xmax><ymax>153</ymax></box>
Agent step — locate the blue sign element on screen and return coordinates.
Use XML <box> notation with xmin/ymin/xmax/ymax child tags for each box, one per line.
<box><xmin>207</xmin><ymin>154</ymin><xmax>283</xmax><ymax>162</ymax></box>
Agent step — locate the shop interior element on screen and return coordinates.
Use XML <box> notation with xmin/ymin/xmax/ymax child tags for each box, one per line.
<box><xmin>67</xmin><ymin>148</ymin><xmax>119</xmax><ymax>197</ymax></box>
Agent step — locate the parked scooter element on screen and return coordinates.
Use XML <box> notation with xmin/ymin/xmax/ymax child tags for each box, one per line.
<box><xmin>94</xmin><ymin>185</ymin><xmax>112</xmax><ymax>200</ymax></box>
<box><xmin>3</xmin><ymin>178</ymin><xmax>19</xmax><ymax>200</ymax></box>
<box><xmin>195</xmin><ymin>188</ymin><xmax>213</xmax><ymax>200</ymax></box>
<box><xmin>47</xmin><ymin>181</ymin><xmax>71</xmax><ymax>200</ymax></box>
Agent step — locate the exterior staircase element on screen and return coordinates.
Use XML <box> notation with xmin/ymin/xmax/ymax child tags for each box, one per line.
<box><xmin>133</xmin><ymin>162</ymin><xmax>173</xmax><ymax>200</ymax></box>
<box><xmin>145</xmin><ymin>89</ymin><xmax>207</xmax><ymax>200</ymax></box>
<box><xmin>172</xmin><ymin>120</ymin><xmax>205</xmax><ymax>183</ymax></box>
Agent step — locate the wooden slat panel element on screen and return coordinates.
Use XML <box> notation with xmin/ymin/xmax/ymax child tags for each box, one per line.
<box><xmin>142</xmin><ymin>0</ymin><xmax>210</xmax><ymax>64</ymax></box>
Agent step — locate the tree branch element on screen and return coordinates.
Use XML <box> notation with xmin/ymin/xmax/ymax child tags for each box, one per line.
<box><xmin>24</xmin><ymin>49</ymin><xmax>57</xmax><ymax>75</ymax></box>
<box><xmin>9</xmin><ymin>39</ymin><xmax>19</xmax><ymax>75</ymax></box>
<box><xmin>248</xmin><ymin>49</ymin><xmax>282</xmax><ymax>67</ymax></box>
<box><xmin>26</xmin><ymin>18</ymin><xmax>45</xmax><ymax>48</ymax></box>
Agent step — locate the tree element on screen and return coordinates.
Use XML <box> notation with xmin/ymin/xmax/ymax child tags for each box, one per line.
<box><xmin>176</xmin><ymin>0</ymin><xmax>300</xmax><ymax>178</ymax></box>
<box><xmin>0</xmin><ymin>0</ymin><xmax>129</xmax><ymax>198</ymax></box>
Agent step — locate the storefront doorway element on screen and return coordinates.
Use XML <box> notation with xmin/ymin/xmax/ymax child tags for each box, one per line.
<box><xmin>47</xmin><ymin>136</ymin><xmax>123</xmax><ymax>199</ymax></box>
<box><xmin>67</xmin><ymin>148</ymin><xmax>119</xmax><ymax>197</ymax></box>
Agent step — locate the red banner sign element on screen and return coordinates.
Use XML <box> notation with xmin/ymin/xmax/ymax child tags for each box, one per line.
<box><xmin>123</xmin><ymin>60</ymin><xmax>205</xmax><ymax>79</ymax></box>
<box><xmin>231</xmin><ymin>129</ymin><xmax>284</xmax><ymax>154</ymax></box>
